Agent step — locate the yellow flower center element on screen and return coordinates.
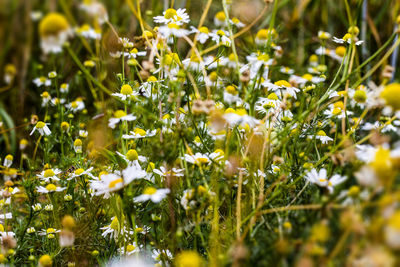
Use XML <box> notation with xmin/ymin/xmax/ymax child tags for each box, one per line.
<box><xmin>108</xmin><ymin>178</ymin><xmax>123</xmax><ymax>188</ymax></box>
<box><xmin>381</xmin><ymin>83</ymin><xmax>400</xmax><ymax>110</ymax></box>
<box><xmin>126</xmin><ymin>244</ymin><xmax>136</xmax><ymax>252</ymax></box>
<box><xmin>267</xmin><ymin>93</ymin><xmax>278</xmax><ymax>100</ymax></box>
<box><xmin>147</xmin><ymin>76</ymin><xmax>157</xmax><ymax>82</ymax></box>
<box><xmin>257</xmin><ymin>54</ymin><xmax>269</xmax><ymax>61</ymax></box>
<box><xmin>134</xmin><ymin>128</ymin><xmax>147</xmax><ymax>136</ymax></box>
<box><xmin>126</xmin><ymin>149</ymin><xmax>138</xmax><ymax>161</ymax></box>
<box><xmin>335</xmin><ymin>46</ymin><xmax>346</xmax><ymax>57</ymax></box>
<box><xmin>168</xmin><ymin>23</ymin><xmax>180</xmax><ymax>29</ymax></box>
<box><xmin>164</xmin><ymin>8</ymin><xmax>177</xmax><ymax>19</ymax></box>
<box><xmin>46</xmin><ymin>228</ymin><xmax>55</xmax><ymax>234</ymax></box>
<box><xmin>36</xmin><ymin>121</ymin><xmax>46</xmax><ymax>129</ymax></box>
<box><xmin>199</xmin><ymin>26</ymin><xmax>209</xmax><ymax>34</ymax></box>
<box><xmin>39</xmin><ymin>13</ymin><xmax>69</xmax><ymax>37</ymax></box>
<box><xmin>256</xmin><ymin>29</ymin><xmax>269</xmax><ymax>40</ymax></box>
<box><xmin>110</xmin><ymin>217</ymin><xmax>119</xmax><ymax>230</ymax></box>
<box><xmin>45</xmin><ymin>184</ymin><xmax>57</xmax><ymax>192</ymax></box>
<box><xmin>195</xmin><ymin>157</ymin><xmax>209</xmax><ymax>164</ymax></box>
<box><xmin>74</xmin><ymin>139</ymin><xmax>82</xmax><ymax>147</ymax></box>
<box><xmin>317</xmin><ymin>130</ymin><xmax>326</xmax><ymax>136</ymax></box>
<box><xmin>143</xmin><ymin>187</ymin><xmax>157</xmax><ymax>195</ymax></box>
<box><xmin>302</xmin><ymin>74</ymin><xmax>313</xmax><ymax>81</ymax></box>
<box><xmin>274</xmin><ymin>80</ymin><xmax>292</xmax><ymax>88</ymax></box>
<box><xmin>44</xmin><ymin>169</ymin><xmax>55</xmax><ymax>178</ymax></box>
<box><xmin>216</xmin><ymin>30</ymin><xmax>225</xmax><ymax>36</ymax></box>
<box><xmin>74</xmin><ymin>168</ymin><xmax>85</xmax><ymax>175</ymax></box>
<box><xmin>215</xmin><ymin>11</ymin><xmax>226</xmax><ymax>22</ymax></box>
<box><xmin>225</xmin><ymin>85</ymin><xmax>238</xmax><ymax>95</ymax></box>
<box><xmin>120</xmin><ymin>84</ymin><xmax>133</xmax><ymax>95</ymax></box>
<box><xmin>114</xmin><ymin>110</ymin><xmax>127</xmax><ymax>118</ymax></box>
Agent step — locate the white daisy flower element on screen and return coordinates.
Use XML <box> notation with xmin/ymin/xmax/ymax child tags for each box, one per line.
<box><xmin>37</xmin><ymin>168</ymin><xmax>62</xmax><ymax>182</ymax></box>
<box><xmin>153</xmin><ymin>8</ymin><xmax>190</xmax><ymax>25</ymax></box>
<box><xmin>209</xmin><ymin>29</ymin><xmax>231</xmax><ymax>47</ymax></box>
<box><xmin>315</xmin><ymin>130</ymin><xmax>333</xmax><ymax>144</ymax></box>
<box><xmin>33</xmin><ymin>76</ymin><xmax>51</xmax><ymax>87</ymax></box>
<box><xmin>190</xmin><ymin>26</ymin><xmax>211</xmax><ymax>44</ymax></box>
<box><xmin>123</xmin><ymin>48</ymin><xmax>147</xmax><ymax>59</ymax></box>
<box><xmin>305</xmin><ymin>168</ymin><xmax>347</xmax><ymax>193</ymax></box>
<box><xmin>108</xmin><ymin>110</ymin><xmax>137</xmax><ymax>129</ymax></box>
<box><xmin>122</xmin><ymin>128</ymin><xmax>156</xmax><ymax>139</ymax></box>
<box><xmin>68</xmin><ymin>167</ymin><xmax>94</xmax><ymax>180</ymax></box>
<box><xmin>76</xmin><ymin>24</ymin><xmax>101</xmax><ymax>39</ymax></box>
<box><xmin>90</xmin><ymin>164</ymin><xmax>146</xmax><ymax>196</ymax></box>
<box><xmin>65</xmin><ymin>98</ymin><xmax>85</xmax><ymax>112</ymax></box>
<box><xmin>133</xmin><ymin>187</ymin><xmax>170</xmax><ymax>203</ymax></box>
<box><xmin>153</xmin><ymin>166</ymin><xmax>184</xmax><ymax>177</ymax></box>
<box><xmin>158</xmin><ymin>23</ymin><xmax>190</xmax><ymax>39</ymax></box>
<box><xmin>30</xmin><ymin>121</ymin><xmax>51</xmax><ymax>136</ymax></box>
<box><xmin>118</xmin><ymin>242</ymin><xmax>140</xmax><ymax>255</ymax></box>
<box><xmin>183</xmin><ymin>153</ymin><xmax>210</xmax><ymax>165</ymax></box>
<box><xmin>36</xmin><ymin>183</ymin><xmax>66</xmax><ymax>194</ymax></box>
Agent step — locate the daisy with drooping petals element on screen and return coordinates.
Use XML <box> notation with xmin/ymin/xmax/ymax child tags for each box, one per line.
<box><xmin>39</xmin><ymin>13</ymin><xmax>73</xmax><ymax>54</ymax></box>
<box><xmin>30</xmin><ymin>121</ymin><xmax>51</xmax><ymax>136</ymax></box>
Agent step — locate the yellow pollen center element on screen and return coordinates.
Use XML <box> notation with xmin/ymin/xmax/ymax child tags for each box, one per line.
<box><xmin>45</xmin><ymin>184</ymin><xmax>57</xmax><ymax>192</ymax></box>
<box><xmin>44</xmin><ymin>169</ymin><xmax>55</xmax><ymax>178</ymax></box>
<box><xmin>108</xmin><ymin>178</ymin><xmax>123</xmax><ymax>188</ymax></box>
<box><xmin>143</xmin><ymin>187</ymin><xmax>157</xmax><ymax>195</ymax></box>
<box><xmin>36</xmin><ymin>121</ymin><xmax>46</xmax><ymax>129</ymax></box>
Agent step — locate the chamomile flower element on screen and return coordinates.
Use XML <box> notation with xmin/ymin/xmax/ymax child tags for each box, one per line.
<box><xmin>183</xmin><ymin>153</ymin><xmax>210</xmax><ymax>165</ymax></box>
<box><xmin>190</xmin><ymin>26</ymin><xmax>211</xmax><ymax>44</ymax></box>
<box><xmin>133</xmin><ymin>187</ymin><xmax>170</xmax><ymax>203</ymax></box>
<box><xmin>90</xmin><ymin>164</ymin><xmax>146</xmax><ymax>196</ymax></box>
<box><xmin>122</xmin><ymin>128</ymin><xmax>156</xmax><ymax>139</ymax></box>
<box><xmin>39</xmin><ymin>13</ymin><xmax>72</xmax><ymax>54</ymax></box>
<box><xmin>60</xmin><ymin>83</ymin><xmax>69</xmax><ymax>93</ymax></box>
<box><xmin>30</xmin><ymin>121</ymin><xmax>51</xmax><ymax>136</ymax></box>
<box><xmin>33</xmin><ymin>76</ymin><xmax>51</xmax><ymax>87</ymax></box>
<box><xmin>314</xmin><ymin>130</ymin><xmax>333</xmax><ymax>144</ymax></box>
<box><xmin>210</xmin><ymin>29</ymin><xmax>231</xmax><ymax>47</ymax></box>
<box><xmin>66</xmin><ymin>97</ymin><xmax>85</xmax><ymax>112</ymax></box>
<box><xmin>3</xmin><ymin>155</ymin><xmax>13</xmax><ymax>168</ymax></box>
<box><xmin>305</xmin><ymin>168</ymin><xmax>347</xmax><ymax>193</ymax></box>
<box><xmin>223</xmin><ymin>108</ymin><xmax>259</xmax><ymax>128</ymax></box>
<box><xmin>37</xmin><ymin>168</ymin><xmax>62</xmax><ymax>182</ymax></box>
<box><xmin>158</xmin><ymin>22</ymin><xmax>190</xmax><ymax>39</ymax></box>
<box><xmin>333</xmin><ymin>33</ymin><xmax>364</xmax><ymax>46</ymax></box>
<box><xmin>112</xmin><ymin>84</ymin><xmax>139</xmax><ymax>101</ymax></box>
<box><xmin>76</xmin><ymin>24</ymin><xmax>101</xmax><ymax>39</ymax></box>
<box><xmin>41</xmin><ymin>91</ymin><xmax>52</xmax><ymax>106</ymax></box>
<box><xmin>36</xmin><ymin>183</ymin><xmax>66</xmax><ymax>194</ymax></box>
<box><xmin>230</xmin><ymin>17</ymin><xmax>245</xmax><ymax>28</ymax></box>
<box><xmin>38</xmin><ymin>228</ymin><xmax>61</xmax><ymax>238</ymax></box>
<box><xmin>108</xmin><ymin>110</ymin><xmax>137</xmax><ymax>129</ymax></box>
<box><xmin>153</xmin><ymin>166</ymin><xmax>184</xmax><ymax>177</ymax></box>
<box><xmin>118</xmin><ymin>242</ymin><xmax>140</xmax><ymax>255</ymax></box>
<box><xmin>153</xmin><ymin>8</ymin><xmax>190</xmax><ymax>25</ymax></box>
<box><xmin>68</xmin><ymin>167</ymin><xmax>94</xmax><ymax>180</ymax></box>
<box><xmin>124</xmin><ymin>48</ymin><xmax>146</xmax><ymax>59</ymax></box>
<box><xmin>214</xmin><ymin>11</ymin><xmax>227</xmax><ymax>27</ymax></box>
